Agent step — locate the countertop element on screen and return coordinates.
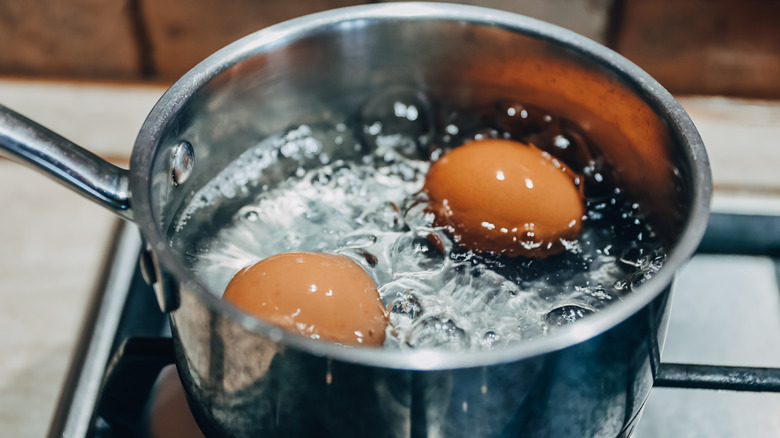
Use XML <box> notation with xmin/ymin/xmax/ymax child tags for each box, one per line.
<box><xmin>1</xmin><ymin>78</ymin><xmax>779</xmax><ymax>437</ymax></box>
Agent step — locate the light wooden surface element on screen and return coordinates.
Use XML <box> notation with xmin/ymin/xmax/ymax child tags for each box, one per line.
<box><xmin>0</xmin><ymin>78</ymin><xmax>778</xmax><ymax>437</ymax></box>
<box><xmin>0</xmin><ymin>79</ymin><xmax>163</xmax><ymax>437</ymax></box>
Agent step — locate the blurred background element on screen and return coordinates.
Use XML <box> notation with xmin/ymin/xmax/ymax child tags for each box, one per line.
<box><xmin>1</xmin><ymin>0</ymin><xmax>778</xmax><ymax>97</ymax></box>
<box><xmin>0</xmin><ymin>1</ymin><xmax>779</xmax><ymax>437</ymax></box>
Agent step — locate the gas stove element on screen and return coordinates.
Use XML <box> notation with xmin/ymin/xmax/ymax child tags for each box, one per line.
<box><xmin>47</xmin><ymin>211</ymin><xmax>780</xmax><ymax>438</ymax></box>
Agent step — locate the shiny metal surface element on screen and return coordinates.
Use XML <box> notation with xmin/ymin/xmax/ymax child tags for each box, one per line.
<box><xmin>169</xmin><ymin>140</ymin><xmax>194</xmax><ymax>188</ymax></box>
<box><xmin>0</xmin><ymin>3</ymin><xmax>713</xmax><ymax>437</ymax></box>
<box><xmin>171</xmin><ymin>283</ymin><xmax>670</xmax><ymax>437</ymax></box>
<box><xmin>0</xmin><ymin>105</ymin><xmax>133</xmax><ymax>220</ymax></box>
<box><xmin>137</xmin><ymin>1</ymin><xmax>710</xmax><ymax>369</ymax></box>
<box><xmin>130</xmin><ymin>3</ymin><xmax>710</xmax><ymax>437</ymax></box>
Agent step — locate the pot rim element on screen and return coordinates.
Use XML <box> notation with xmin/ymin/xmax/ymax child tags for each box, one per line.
<box><xmin>131</xmin><ymin>2</ymin><xmax>712</xmax><ymax>370</ymax></box>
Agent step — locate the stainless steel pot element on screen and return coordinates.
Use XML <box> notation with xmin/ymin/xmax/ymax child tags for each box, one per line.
<box><xmin>0</xmin><ymin>3</ymin><xmax>712</xmax><ymax>437</ymax></box>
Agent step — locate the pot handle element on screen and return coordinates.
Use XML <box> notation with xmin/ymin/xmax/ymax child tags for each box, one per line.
<box><xmin>0</xmin><ymin>104</ymin><xmax>133</xmax><ymax>220</ymax></box>
<box><xmin>653</xmin><ymin>212</ymin><xmax>780</xmax><ymax>393</ymax></box>
<box><xmin>97</xmin><ymin>337</ymin><xmax>176</xmax><ymax>435</ymax></box>
<box><xmin>655</xmin><ymin>363</ymin><xmax>780</xmax><ymax>392</ymax></box>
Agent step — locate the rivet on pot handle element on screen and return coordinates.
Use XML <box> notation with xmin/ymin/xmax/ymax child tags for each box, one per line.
<box><xmin>0</xmin><ymin>104</ymin><xmax>133</xmax><ymax>220</ymax></box>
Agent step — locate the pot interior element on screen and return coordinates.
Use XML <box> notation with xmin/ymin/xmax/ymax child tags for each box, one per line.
<box><xmin>132</xmin><ymin>4</ymin><xmax>709</xmax><ymax>363</ymax></box>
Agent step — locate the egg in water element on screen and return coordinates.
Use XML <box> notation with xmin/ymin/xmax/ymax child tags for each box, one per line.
<box><xmin>223</xmin><ymin>252</ymin><xmax>388</xmax><ymax>346</ymax></box>
<box><xmin>424</xmin><ymin>138</ymin><xmax>584</xmax><ymax>258</ymax></box>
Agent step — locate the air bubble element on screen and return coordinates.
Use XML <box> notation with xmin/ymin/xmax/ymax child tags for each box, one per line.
<box><xmin>337</xmin><ymin>233</ymin><xmax>378</xmax><ymax>249</ymax></box>
<box><xmin>402</xmin><ymin>196</ymin><xmax>435</xmax><ymax>230</ymax></box>
<box><xmin>545</xmin><ymin>305</ymin><xmax>595</xmax><ymax>327</ymax></box>
<box><xmin>359</xmin><ymin>87</ymin><xmax>433</xmax><ymax>160</ymax></box>
<box><xmin>500</xmin><ymin>280</ymin><xmax>520</xmax><ymax>297</ymax></box>
<box><xmin>482</xmin><ymin>331</ymin><xmax>500</xmax><ymax>347</ymax></box>
<box><xmin>618</xmin><ymin>247</ymin><xmax>646</xmax><ymax>268</ymax></box>
<box><xmin>630</xmin><ymin>273</ymin><xmax>651</xmax><ymax>289</ymax></box>
<box><xmin>494</xmin><ymin>101</ymin><xmax>553</xmax><ymax>137</ymax></box>
<box><xmin>553</xmin><ymin>135</ymin><xmax>570</xmax><ymax>150</ymax></box>
<box><xmin>390</xmin><ymin>291</ymin><xmax>423</xmax><ymax>320</ymax></box>
<box><xmin>406</xmin><ymin>315</ymin><xmax>470</xmax><ymax>350</ymax></box>
<box><xmin>613</xmin><ymin>279</ymin><xmax>629</xmax><ymax>292</ymax></box>
<box><xmin>390</xmin><ymin>231</ymin><xmax>446</xmax><ymax>274</ymax></box>
<box><xmin>310</xmin><ymin>167</ymin><xmax>334</xmax><ymax>186</ymax></box>
<box><xmin>284</xmin><ymin>231</ymin><xmax>303</xmax><ymax>247</ymax></box>
<box><xmin>582</xmin><ymin>158</ymin><xmax>617</xmax><ymax>201</ymax></box>
<box><xmin>579</xmin><ymin>284</ymin><xmax>612</xmax><ymax>301</ymax></box>
<box><xmin>305</xmin><ymin>202</ymin><xmax>325</xmax><ymax>223</ymax></box>
<box><xmin>238</xmin><ymin>207</ymin><xmax>260</xmax><ymax>223</ymax></box>
<box><xmin>387</xmin><ymin>161</ymin><xmax>421</xmax><ymax>182</ymax></box>
<box><xmin>278</xmin><ymin>125</ymin><xmax>322</xmax><ymax>159</ymax></box>
<box><xmin>472</xmin><ymin>128</ymin><xmax>500</xmax><ymax>141</ymax></box>
<box><xmin>358</xmin><ymin>201</ymin><xmax>404</xmax><ymax>231</ymax></box>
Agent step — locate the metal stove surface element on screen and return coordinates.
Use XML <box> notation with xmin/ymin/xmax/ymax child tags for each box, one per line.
<box><xmin>48</xmin><ymin>213</ymin><xmax>780</xmax><ymax>438</ymax></box>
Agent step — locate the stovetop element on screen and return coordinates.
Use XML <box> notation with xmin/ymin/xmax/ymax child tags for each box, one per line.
<box><xmin>47</xmin><ymin>212</ymin><xmax>780</xmax><ymax>438</ymax></box>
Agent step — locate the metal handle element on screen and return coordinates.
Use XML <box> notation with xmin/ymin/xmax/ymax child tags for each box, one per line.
<box><xmin>654</xmin><ymin>212</ymin><xmax>780</xmax><ymax>392</ymax></box>
<box><xmin>0</xmin><ymin>104</ymin><xmax>133</xmax><ymax>220</ymax></box>
<box><xmin>97</xmin><ymin>337</ymin><xmax>176</xmax><ymax>435</ymax></box>
<box><xmin>655</xmin><ymin>363</ymin><xmax>780</xmax><ymax>392</ymax></box>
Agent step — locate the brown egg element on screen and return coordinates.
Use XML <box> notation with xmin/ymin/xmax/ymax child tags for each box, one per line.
<box><xmin>223</xmin><ymin>252</ymin><xmax>388</xmax><ymax>346</ymax></box>
<box><xmin>424</xmin><ymin>139</ymin><xmax>584</xmax><ymax>258</ymax></box>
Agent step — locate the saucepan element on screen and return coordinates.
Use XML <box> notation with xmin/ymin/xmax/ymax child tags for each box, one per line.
<box><xmin>1</xmin><ymin>3</ymin><xmax>714</xmax><ymax>437</ymax></box>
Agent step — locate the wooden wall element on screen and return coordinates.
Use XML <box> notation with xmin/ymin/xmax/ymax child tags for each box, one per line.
<box><xmin>1</xmin><ymin>0</ymin><xmax>778</xmax><ymax>98</ymax></box>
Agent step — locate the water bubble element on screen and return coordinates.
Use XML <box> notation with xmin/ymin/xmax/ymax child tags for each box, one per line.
<box><xmin>482</xmin><ymin>331</ymin><xmax>500</xmax><ymax>347</ymax></box>
<box><xmin>499</xmin><ymin>280</ymin><xmax>521</xmax><ymax>297</ymax></box>
<box><xmin>284</xmin><ymin>231</ymin><xmax>303</xmax><ymax>247</ymax></box>
<box><xmin>494</xmin><ymin>101</ymin><xmax>553</xmax><ymax>137</ymax></box>
<box><xmin>402</xmin><ymin>196</ymin><xmax>435</xmax><ymax>230</ymax></box>
<box><xmin>238</xmin><ymin>206</ymin><xmax>260</xmax><ymax>223</ymax></box>
<box><xmin>390</xmin><ymin>291</ymin><xmax>423</xmax><ymax>320</ymax></box>
<box><xmin>359</xmin><ymin>87</ymin><xmax>433</xmax><ymax>160</ymax></box>
<box><xmin>358</xmin><ymin>201</ymin><xmax>404</xmax><ymax>231</ymax></box>
<box><xmin>310</xmin><ymin>167</ymin><xmax>334</xmax><ymax>186</ymax></box>
<box><xmin>304</xmin><ymin>201</ymin><xmax>325</xmax><ymax>223</ymax></box>
<box><xmin>552</xmin><ymin>135</ymin><xmax>570</xmax><ymax>150</ymax></box>
<box><xmin>384</xmin><ymin>161</ymin><xmax>422</xmax><ymax>182</ymax></box>
<box><xmin>618</xmin><ymin>246</ymin><xmax>647</xmax><ymax>268</ymax></box>
<box><xmin>406</xmin><ymin>315</ymin><xmax>470</xmax><ymax>350</ymax></box>
<box><xmin>366</xmin><ymin>121</ymin><xmax>382</xmax><ymax>136</ymax></box>
<box><xmin>390</xmin><ymin>231</ymin><xmax>446</xmax><ymax>274</ymax></box>
<box><xmin>545</xmin><ymin>305</ymin><xmax>595</xmax><ymax>327</ymax></box>
<box><xmin>278</xmin><ymin>125</ymin><xmax>322</xmax><ymax>159</ymax></box>
<box><xmin>525</xmin><ymin>119</ymin><xmax>593</xmax><ymax>173</ymax></box>
<box><xmin>629</xmin><ymin>252</ymin><xmax>665</xmax><ymax>289</ymax></box>
<box><xmin>337</xmin><ymin>232</ymin><xmax>378</xmax><ymax>249</ymax></box>
<box><xmin>613</xmin><ymin>279</ymin><xmax>629</xmax><ymax>292</ymax></box>
<box><xmin>630</xmin><ymin>273</ymin><xmax>650</xmax><ymax>289</ymax></box>
<box><xmin>330</xmin><ymin>164</ymin><xmax>371</xmax><ymax>197</ymax></box>
<box><xmin>582</xmin><ymin>158</ymin><xmax>617</xmax><ymax>201</ymax></box>
<box><xmin>471</xmin><ymin>128</ymin><xmax>500</xmax><ymax>141</ymax></box>
<box><xmin>430</xmin><ymin>146</ymin><xmax>444</xmax><ymax>161</ymax></box>
<box><xmin>578</xmin><ymin>284</ymin><xmax>612</xmax><ymax>301</ymax></box>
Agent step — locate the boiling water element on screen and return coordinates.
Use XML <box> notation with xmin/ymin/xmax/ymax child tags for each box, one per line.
<box><xmin>179</xmin><ymin>89</ymin><xmax>665</xmax><ymax>351</ymax></box>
